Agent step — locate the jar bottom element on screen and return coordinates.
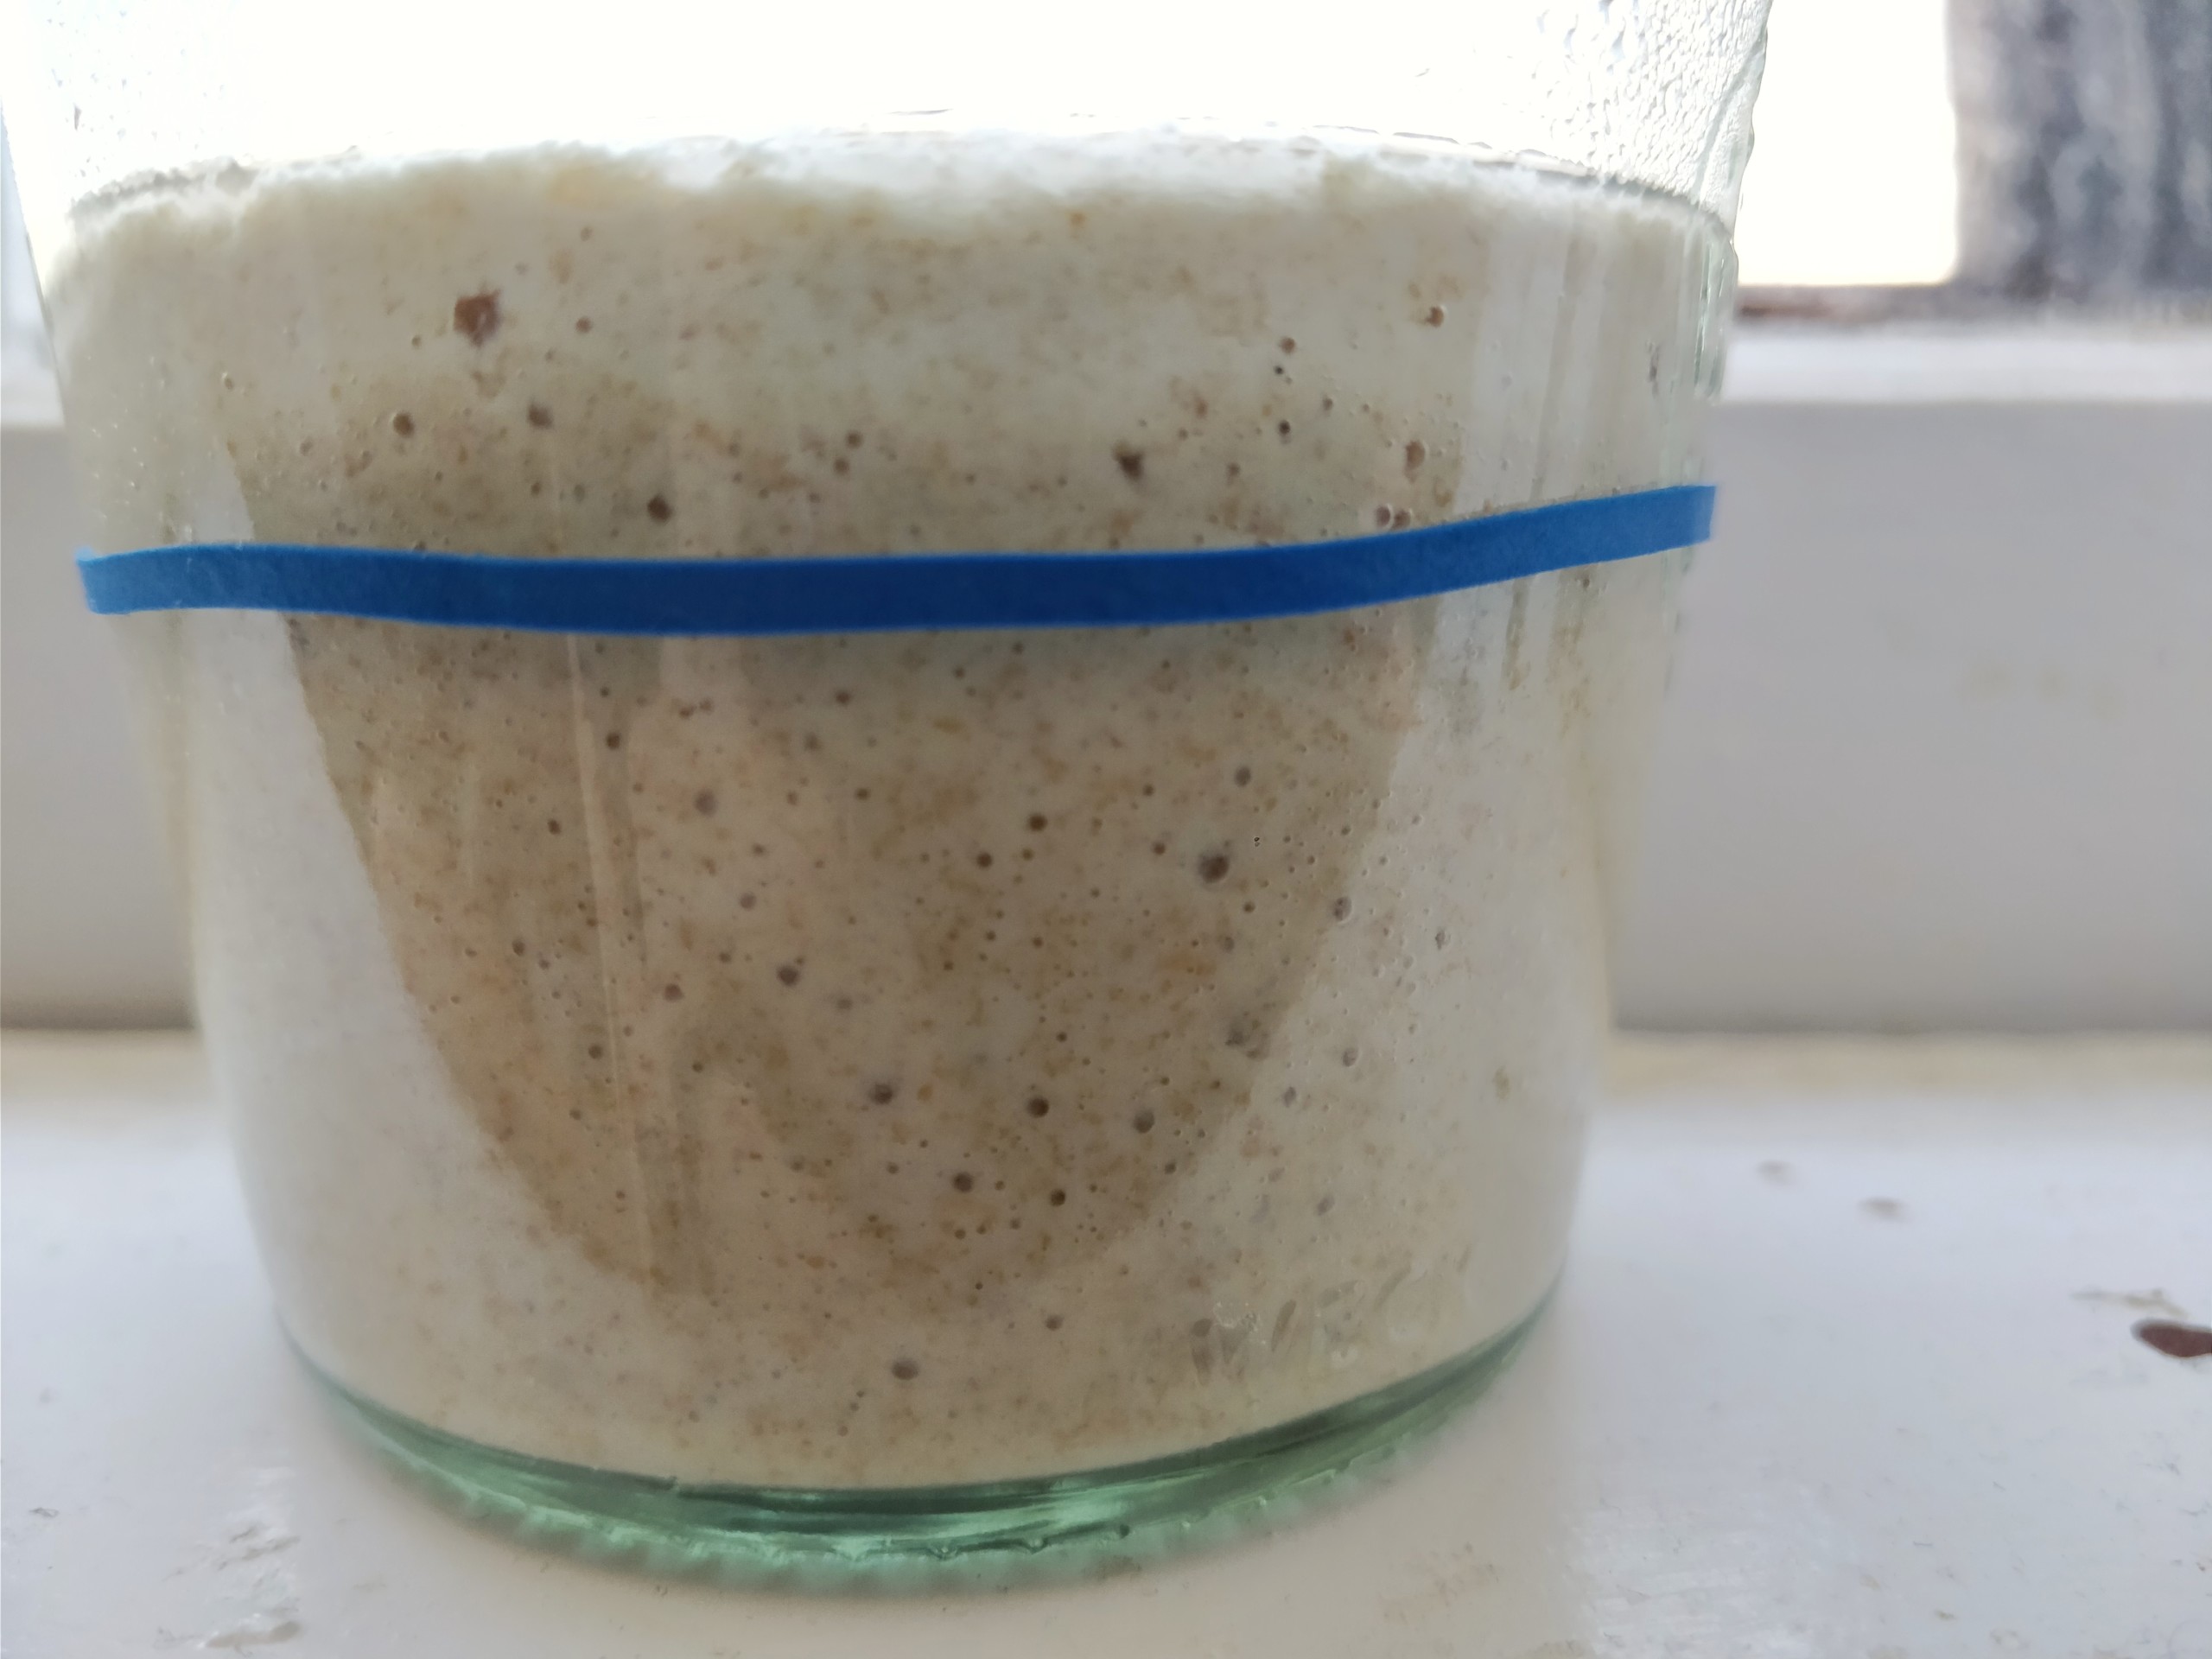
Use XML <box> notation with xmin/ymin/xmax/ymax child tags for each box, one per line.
<box><xmin>300</xmin><ymin>1291</ymin><xmax>1549</xmax><ymax>1587</ymax></box>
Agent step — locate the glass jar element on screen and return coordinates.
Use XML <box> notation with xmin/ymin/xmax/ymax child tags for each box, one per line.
<box><xmin>4</xmin><ymin>0</ymin><xmax>1770</xmax><ymax>1571</ymax></box>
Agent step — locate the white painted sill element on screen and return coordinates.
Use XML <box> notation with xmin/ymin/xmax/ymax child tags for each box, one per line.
<box><xmin>1719</xmin><ymin>323</ymin><xmax>2212</xmax><ymax>404</ymax></box>
<box><xmin>5</xmin><ymin>1032</ymin><xmax>2208</xmax><ymax>1656</ymax></box>
<box><xmin>0</xmin><ymin>353</ymin><xmax>59</xmax><ymax>427</ymax></box>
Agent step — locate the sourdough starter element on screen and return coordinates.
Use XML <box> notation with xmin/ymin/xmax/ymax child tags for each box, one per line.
<box><xmin>48</xmin><ymin>130</ymin><xmax>1726</xmax><ymax>1484</ymax></box>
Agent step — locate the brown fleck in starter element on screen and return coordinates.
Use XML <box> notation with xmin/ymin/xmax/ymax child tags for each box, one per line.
<box><xmin>454</xmin><ymin>289</ymin><xmax>502</xmax><ymax>345</ymax></box>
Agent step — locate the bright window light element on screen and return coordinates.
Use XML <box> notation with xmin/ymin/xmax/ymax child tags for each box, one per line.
<box><xmin>1734</xmin><ymin>0</ymin><xmax>1960</xmax><ymax>287</ymax></box>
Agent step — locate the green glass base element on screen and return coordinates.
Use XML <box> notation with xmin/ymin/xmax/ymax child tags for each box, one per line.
<box><xmin>308</xmin><ymin>1294</ymin><xmax>1548</xmax><ymax>1587</ymax></box>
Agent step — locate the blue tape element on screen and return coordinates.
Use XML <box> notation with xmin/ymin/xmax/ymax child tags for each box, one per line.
<box><xmin>78</xmin><ymin>484</ymin><xmax>1711</xmax><ymax>636</ymax></box>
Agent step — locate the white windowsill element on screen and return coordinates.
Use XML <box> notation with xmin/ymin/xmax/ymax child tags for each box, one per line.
<box><xmin>1</xmin><ymin>356</ymin><xmax>59</xmax><ymax>427</ymax></box>
<box><xmin>5</xmin><ymin>1032</ymin><xmax>2207</xmax><ymax>1656</ymax></box>
<box><xmin>1722</xmin><ymin>323</ymin><xmax>2212</xmax><ymax>404</ymax></box>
